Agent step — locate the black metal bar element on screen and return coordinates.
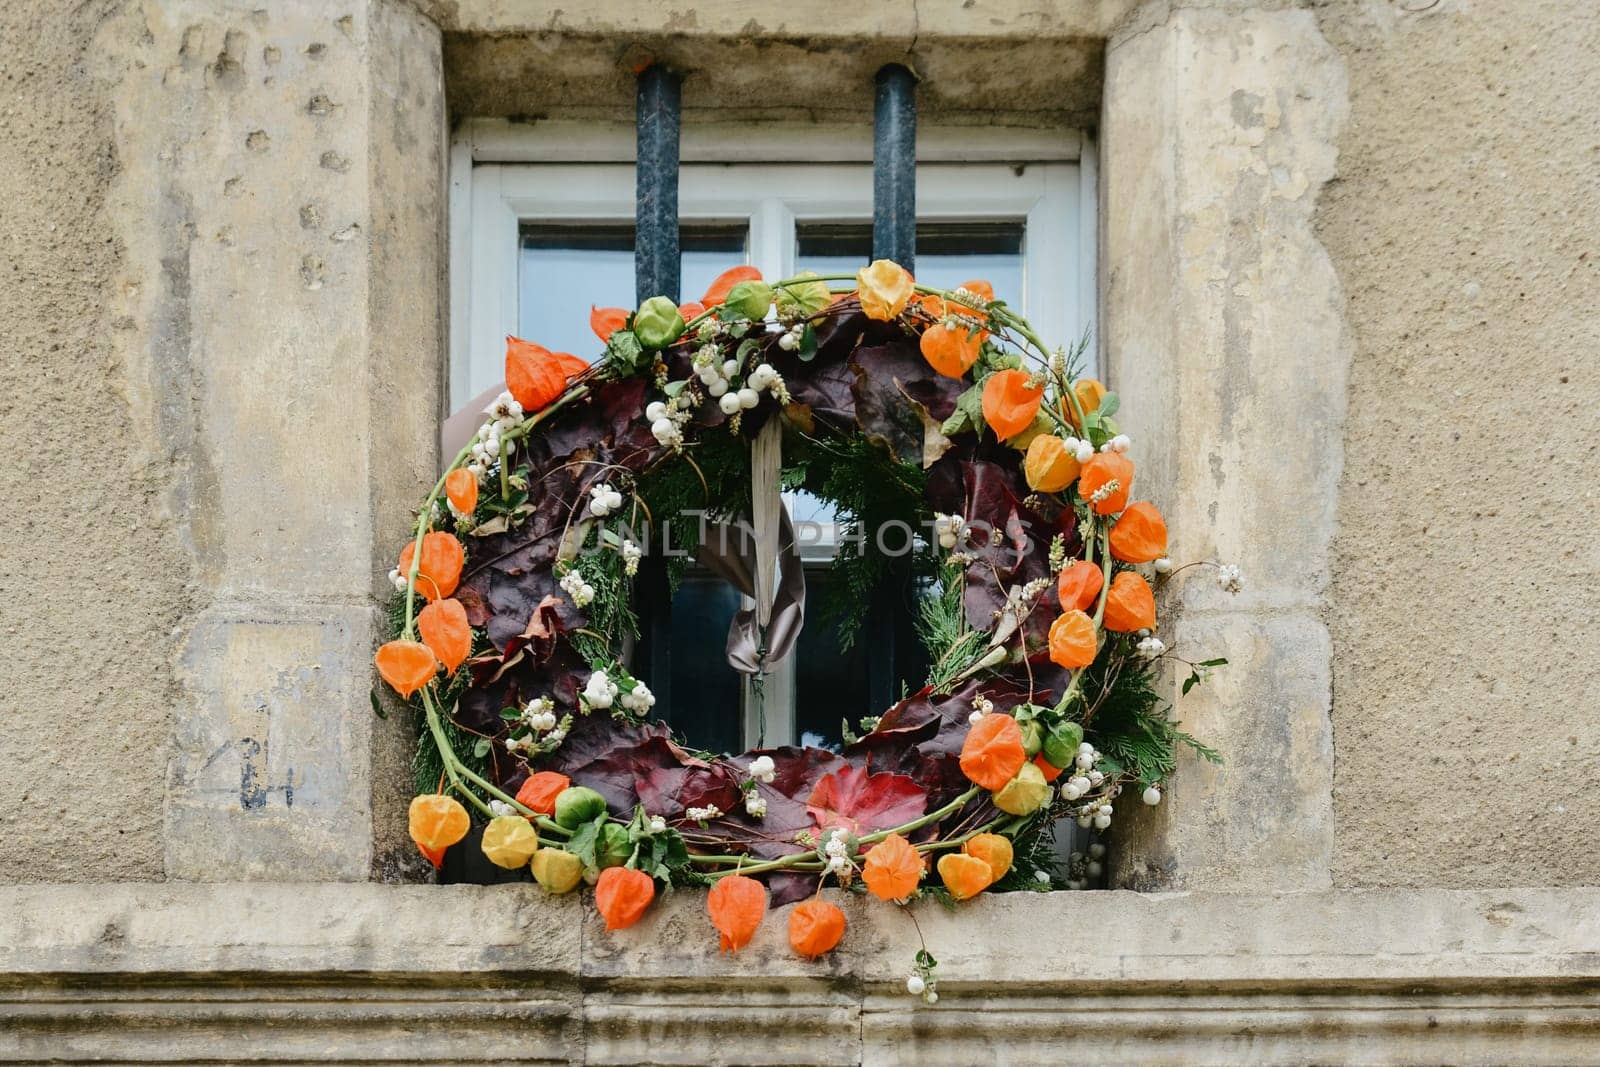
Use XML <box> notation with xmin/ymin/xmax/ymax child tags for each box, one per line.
<box><xmin>634</xmin><ymin>64</ymin><xmax>682</xmax><ymax>720</ymax></box>
<box><xmin>867</xmin><ymin>63</ymin><xmax>918</xmax><ymax>716</ymax></box>
<box><xmin>872</xmin><ymin>63</ymin><xmax>917</xmax><ymax>274</ymax></box>
<box><xmin>636</xmin><ymin>64</ymin><xmax>682</xmax><ymax>302</ymax></box>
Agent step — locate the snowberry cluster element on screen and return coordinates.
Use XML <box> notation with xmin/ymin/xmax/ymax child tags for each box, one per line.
<box><xmin>1136</xmin><ymin>634</ymin><xmax>1167</xmax><ymax>660</ymax></box>
<box><xmin>1216</xmin><ymin>563</ymin><xmax>1244</xmax><ymax>594</ymax></box>
<box><xmin>933</xmin><ymin>512</ymin><xmax>967</xmax><ymax>551</ymax></box>
<box><xmin>967</xmin><ymin>695</ymin><xmax>995</xmax><ymax>725</ymax></box>
<box><xmin>621</xmin><ymin>539</ymin><xmax>642</xmax><ymax>577</ymax></box>
<box><xmin>559</xmin><ymin>568</ymin><xmax>596</xmax><ymax>609</ymax></box>
<box><xmin>1063</xmin><ymin>841</ymin><xmax>1107</xmax><ymax>890</ymax></box>
<box><xmin>821</xmin><ymin>829</ymin><xmax>854</xmax><ymax>875</ymax></box>
<box><xmin>646</xmin><ymin>398</ymin><xmax>690</xmax><ymax>448</ymax></box>
<box><xmin>581</xmin><ymin>669</ymin><xmax>619</xmax><ymax>710</ymax></box>
<box><xmin>685</xmin><ymin>804</ymin><xmax>723</xmax><ymax>822</ymax></box>
<box><xmin>1099</xmin><ymin>433</ymin><xmax>1132</xmax><ymax>454</ymax></box>
<box><xmin>773</xmin><ymin>321</ymin><xmax>807</xmax><ymax>351</ymax></box>
<box><xmin>587</xmin><ymin>481</ymin><xmax>623</xmax><ymax>518</ymax></box>
<box><xmin>468</xmin><ymin>391</ymin><xmax>523</xmax><ymax>480</ymax></box>
<box><xmin>522</xmin><ymin>695</ymin><xmax>558</xmax><ymax>732</ymax></box>
<box><xmin>619</xmin><ymin>681</ymin><xmax>655</xmax><ymax>714</ymax></box>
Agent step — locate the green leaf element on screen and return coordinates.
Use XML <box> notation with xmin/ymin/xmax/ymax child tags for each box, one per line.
<box><xmin>736</xmin><ymin>337</ymin><xmax>761</xmax><ymax>363</ymax></box>
<box><xmin>797</xmin><ymin>323</ymin><xmax>818</xmax><ymax>362</ymax></box>
<box><xmin>1197</xmin><ymin>657</ymin><xmax>1229</xmax><ymax>667</ymax></box>
<box><xmin>940</xmin><ymin>382</ymin><xmax>985</xmax><ymax>436</ymax></box>
<box><xmin>662</xmin><ymin>379</ymin><xmax>687</xmax><ymax>398</ymax></box>
<box><xmin>1182</xmin><ymin>673</ymin><xmax>1200</xmax><ymax>696</ymax></box>
<box><xmin>604</xmin><ymin>329</ymin><xmax>646</xmax><ymax>372</ymax></box>
<box><xmin>498</xmin><ymin>706</ymin><xmax>522</xmax><ymax>720</ymax></box>
<box><xmin>472</xmin><ymin>737</ymin><xmax>493</xmax><ymax>758</ymax></box>
<box><xmin>1097</xmin><ymin>391</ymin><xmax>1121</xmax><ymax>418</ymax></box>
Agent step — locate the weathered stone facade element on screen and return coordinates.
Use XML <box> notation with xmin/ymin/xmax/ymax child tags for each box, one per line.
<box><xmin>1</xmin><ymin>0</ymin><xmax>1596</xmax><ymax>1061</ymax></box>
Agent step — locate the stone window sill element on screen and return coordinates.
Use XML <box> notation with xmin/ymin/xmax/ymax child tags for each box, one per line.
<box><xmin>2</xmin><ymin>885</ymin><xmax>1597</xmax><ymax>1064</ymax></box>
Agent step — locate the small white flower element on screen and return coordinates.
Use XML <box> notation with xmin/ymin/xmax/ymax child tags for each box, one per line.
<box><xmin>828</xmin><ymin>854</ymin><xmax>848</xmax><ymax>872</ymax></box>
<box><xmin>582</xmin><ymin>670</ymin><xmax>618</xmax><ymax>710</ymax></box>
<box><xmin>824</xmin><ymin>834</ymin><xmax>849</xmax><ymax>858</ymax></box>
<box><xmin>620</xmin><ymin>682</ymin><xmax>655</xmax><ymax>714</ymax></box>
<box><xmin>1142</xmin><ymin>785</ymin><xmax>1163</xmax><ymax>806</ymax></box>
<box><xmin>744</xmin><ymin>794</ymin><xmax>767</xmax><ymax>818</ymax></box>
<box><xmin>483</xmin><ymin>391</ymin><xmax>523</xmax><ymax>422</ymax></box>
<box><xmin>1216</xmin><ymin>563</ymin><xmax>1244</xmax><ymax>594</ymax></box>
<box><xmin>622</xmin><ymin>539</ymin><xmax>642</xmax><ymax>577</ymax></box>
<box><xmin>1153</xmin><ymin>557</ymin><xmax>1173</xmax><ymax>574</ymax></box>
<box><xmin>1136</xmin><ymin>635</ymin><xmax>1167</xmax><ymax>660</ymax></box>
<box><xmin>489</xmin><ymin>799</ymin><xmax>514</xmax><ymax>817</ymax></box>
<box><xmin>685</xmin><ymin>804</ymin><xmax>723</xmax><ymax>822</ymax></box>
<box><xmin>748</xmin><ymin>755</ymin><xmax>776</xmax><ymax>784</ymax></box>
<box><xmin>648</xmin><ymin>815</ymin><xmax>667</xmax><ymax>834</ymax></box>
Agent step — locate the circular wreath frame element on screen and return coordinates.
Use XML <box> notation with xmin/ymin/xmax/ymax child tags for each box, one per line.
<box><xmin>378</xmin><ymin>265</ymin><xmax>1229</xmax><ymax>967</ymax></box>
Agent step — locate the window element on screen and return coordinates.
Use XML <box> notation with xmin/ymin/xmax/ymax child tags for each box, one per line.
<box><xmin>449</xmin><ymin>120</ymin><xmax>1096</xmax><ymax>750</ymax></box>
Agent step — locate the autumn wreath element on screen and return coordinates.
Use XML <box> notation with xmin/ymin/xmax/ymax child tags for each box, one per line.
<box><xmin>375</xmin><ymin>261</ymin><xmax>1237</xmax><ymax>994</ymax></box>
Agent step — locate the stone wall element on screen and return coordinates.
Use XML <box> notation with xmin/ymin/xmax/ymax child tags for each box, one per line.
<box><xmin>0</xmin><ymin>0</ymin><xmax>1594</xmax><ymax>893</ymax></box>
<box><xmin>1314</xmin><ymin>0</ymin><xmax>1600</xmax><ymax>888</ymax></box>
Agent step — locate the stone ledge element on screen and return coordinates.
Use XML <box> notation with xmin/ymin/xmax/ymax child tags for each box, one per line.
<box><xmin>2</xmin><ymin>885</ymin><xmax>1599</xmax><ymax>1063</ymax></box>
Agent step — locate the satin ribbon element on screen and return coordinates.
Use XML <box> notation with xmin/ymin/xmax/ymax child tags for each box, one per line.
<box><xmin>695</xmin><ymin>509</ymin><xmax>807</xmax><ymax>675</ymax></box>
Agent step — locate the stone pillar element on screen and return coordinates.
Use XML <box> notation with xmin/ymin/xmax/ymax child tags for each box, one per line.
<box><xmin>1101</xmin><ymin>3</ymin><xmax>1350</xmax><ymax>891</ymax></box>
<box><xmin>99</xmin><ymin>0</ymin><xmax>444</xmax><ymax>880</ymax></box>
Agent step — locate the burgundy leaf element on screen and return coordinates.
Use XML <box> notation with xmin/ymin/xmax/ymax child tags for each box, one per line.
<box><xmin>806</xmin><ymin>765</ymin><xmax>927</xmax><ymax>835</ymax></box>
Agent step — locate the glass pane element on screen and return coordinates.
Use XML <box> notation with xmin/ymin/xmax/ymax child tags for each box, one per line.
<box><xmin>795</xmin><ymin>221</ymin><xmax>1026</xmax><ymax>305</ymax></box>
<box><xmin>659</xmin><ymin>574</ymin><xmax>745</xmax><ymax>754</ymax></box>
<box><xmin>519</xmin><ymin>224</ymin><xmax>748</xmax><ymax>360</ymax></box>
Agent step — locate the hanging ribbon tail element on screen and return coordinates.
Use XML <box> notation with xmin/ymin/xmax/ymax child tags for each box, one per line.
<box><xmin>695</xmin><ymin>510</ymin><xmax>806</xmax><ymax>676</ymax></box>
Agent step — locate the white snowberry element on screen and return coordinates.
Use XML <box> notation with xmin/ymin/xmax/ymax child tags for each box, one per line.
<box><xmin>719</xmin><ymin>392</ymin><xmax>742</xmax><ymax>415</ymax></box>
<box><xmin>749</xmin><ymin>755</ymin><xmax>776</xmax><ymax>783</ymax></box>
<box><xmin>906</xmin><ymin>976</ymin><xmax>926</xmax><ymax>996</ymax></box>
<box><xmin>1143</xmin><ymin>785</ymin><xmax>1163</xmax><ymax>806</ymax></box>
<box><xmin>645</xmin><ymin>401</ymin><xmax>667</xmax><ymax>422</ymax></box>
<box><xmin>737</xmin><ymin>387</ymin><xmax>760</xmax><ymax>409</ymax></box>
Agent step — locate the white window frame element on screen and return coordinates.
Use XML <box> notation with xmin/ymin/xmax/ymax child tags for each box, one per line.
<box><xmin>447</xmin><ymin>118</ymin><xmax>1098</xmax><ymax>747</ymax></box>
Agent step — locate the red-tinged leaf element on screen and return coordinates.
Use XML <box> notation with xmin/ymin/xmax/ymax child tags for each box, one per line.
<box><xmin>807</xmin><ymin>765</ymin><xmax>926</xmax><ymax>836</ymax></box>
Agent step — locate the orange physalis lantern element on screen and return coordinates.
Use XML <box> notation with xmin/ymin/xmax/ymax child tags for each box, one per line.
<box><xmin>701</xmin><ymin>265</ymin><xmax>763</xmax><ymax>306</ymax></box>
<box><xmin>594</xmin><ymin>867</ymin><xmax>656</xmax><ymax>931</ymax></box>
<box><xmin>677</xmin><ymin>300</ymin><xmax>706</xmax><ymax>322</ymax></box>
<box><xmin>919</xmin><ymin>322</ymin><xmax>981</xmax><ymax>379</ymax></box>
<box><xmin>1109</xmin><ymin>501</ymin><xmax>1168</xmax><ymax>563</ymax></box>
<box><xmin>398</xmin><ymin>531</ymin><xmax>465</xmax><ymax>601</ymax></box>
<box><xmin>1077</xmin><ymin>452</ymin><xmax>1134</xmax><ymax>516</ymax></box>
<box><xmin>417</xmin><ymin>597</ymin><xmax>471</xmax><ymax>675</ymax></box>
<box><xmin>1023</xmin><ymin>434</ymin><xmax>1081</xmax><ymax>493</ymax></box>
<box><xmin>515</xmin><ymin>771</ymin><xmax>571</xmax><ymax>816</ymax></box>
<box><xmin>1065</xmin><ymin>377</ymin><xmax>1107</xmax><ymax>429</ymax></box>
<box><xmin>788</xmin><ymin>898</ymin><xmax>847</xmax><ymax>959</ymax></box>
<box><xmin>707</xmin><ymin>873</ymin><xmax>768</xmax><ymax>953</ymax></box>
<box><xmin>1057</xmin><ymin>559</ymin><xmax>1104</xmax><ymax>613</ymax></box>
<box><xmin>1048</xmin><ymin>610</ymin><xmax>1099</xmax><ymax>670</ymax></box>
<box><xmin>375</xmin><ymin>639</ymin><xmax>437</xmax><ymax>698</ymax></box>
<box><xmin>958</xmin><ymin>713</ymin><xmax>1027</xmax><ymax>791</ymax></box>
<box><xmin>856</xmin><ymin>259</ymin><xmax>915</xmax><ymax>321</ymax></box>
<box><xmin>862</xmin><ymin>833</ymin><xmax>923</xmax><ymax>901</ymax></box>
<box><xmin>959</xmin><ymin>279</ymin><xmax>996</xmax><ymax>303</ymax></box>
<box><xmin>408</xmin><ymin>793</ymin><xmax>470</xmax><ymax>866</ymax></box>
<box><xmin>964</xmin><ymin>833</ymin><xmax>1014</xmax><ymax>881</ymax></box>
<box><xmin>444</xmin><ymin>468</ymin><xmax>478</xmax><ymax>517</ymax></box>
<box><xmin>590</xmin><ymin>306</ymin><xmax>628</xmax><ymax>342</ymax></box>
<box><xmin>937</xmin><ymin>852</ymin><xmax>994</xmax><ymax>901</ymax></box>
<box><xmin>505</xmin><ymin>336</ymin><xmax>587</xmax><ymax>414</ymax></box>
<box><xmin>1103</xmin><ymin>571</ymin><xmax>1157</xmax><ymax>633</ymax></box>
<box><xmin>980</xmin><ymin>369</ymin><xmax>1044</xmax><ymax>441</ymax></box>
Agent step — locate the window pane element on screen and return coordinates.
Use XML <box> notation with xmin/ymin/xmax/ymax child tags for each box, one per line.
<box><xmin>795</xmin><ymin>221</ymin><xmax>1025</xmax><ymax>304</ymax></box>
<box><xmin>657</xmin><ymin>574</ymin><xmax>744</xmax><ymax>754</ymax></box>
<box><xmin>519</xmin><ymin>224</ymin><xmax>747</xmax><ymax>360</ymax></box>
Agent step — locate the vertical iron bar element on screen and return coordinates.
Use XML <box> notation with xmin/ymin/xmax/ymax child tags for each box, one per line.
<box><xmin>636</xmin><ymin>64</ymin><xmax>682</xmax><ymax>302</ymax></box>
<box><xmin>872</xmin><ymin>63</ymin><xmax>917</xmax><ymax>274</ymax></box>
<box><xmin>868</xmin><ymin>63</ymin><xmax>917</xmax><ymax>716</ymax></box>
<box><xmin>635</xmin><ymin>64</ymin><xmax>681</xmax><ymax>719</ymax></box>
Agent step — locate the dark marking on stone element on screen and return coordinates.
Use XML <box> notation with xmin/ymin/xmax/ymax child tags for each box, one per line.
<box><xmin>238</xmin><ymin>737</ymin><xmax>267</xmax><ymax>810</ymax></box>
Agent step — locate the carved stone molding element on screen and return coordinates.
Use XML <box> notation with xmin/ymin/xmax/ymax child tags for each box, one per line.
<box><xmin>3</xmin><ymin>885</ymin><xmax>1597</xmax><ymax>1064</ymax></box>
